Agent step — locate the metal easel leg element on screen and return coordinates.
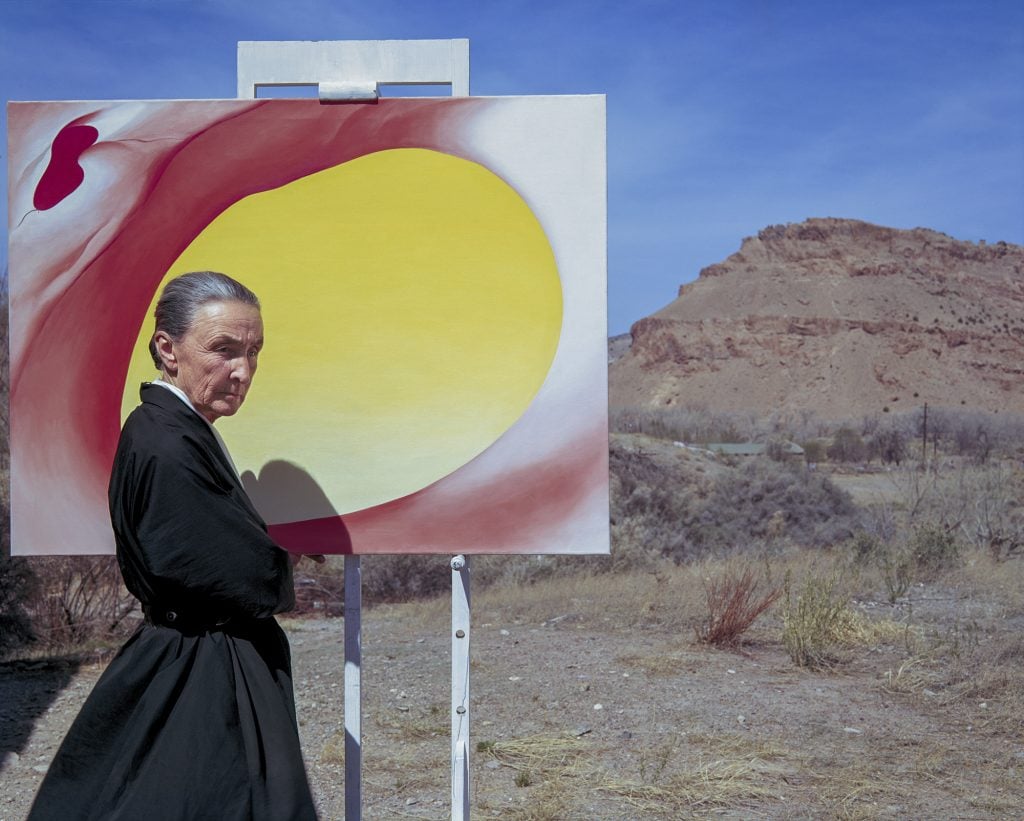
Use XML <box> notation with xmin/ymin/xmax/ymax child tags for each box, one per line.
<box><xmin>344</xmin><ymin>555</ymin><xmax>362</xmax><ymax>820</ymax></box>
<box><xmin>451</xmin><ymin>555</ymin><xmax>471</xmax><ymax>820</ymax></box>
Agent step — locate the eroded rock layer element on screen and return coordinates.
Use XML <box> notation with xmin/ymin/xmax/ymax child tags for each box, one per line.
<box><xmin>610</xmin><ymin>218</ymin><xmax>1024</xmax><ymax>418</ymax></box>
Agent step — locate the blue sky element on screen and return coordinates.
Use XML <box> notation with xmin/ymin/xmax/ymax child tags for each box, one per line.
<box><xmin>2</xmin><ymin>0</ymin><xmax>1022</xmax><ymax>334</ymax></box>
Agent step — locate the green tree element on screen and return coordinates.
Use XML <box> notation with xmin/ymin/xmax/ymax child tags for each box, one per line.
<box><xmin>827</xmin><ymin>427</ymin><xmax>865</xmax><ymax>463</ymax></box>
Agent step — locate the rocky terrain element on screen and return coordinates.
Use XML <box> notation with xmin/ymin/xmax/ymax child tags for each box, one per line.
<box><xmin>610</xmin><ymin>218</ymin><xmax>1024</xmax><ymax>419</ymax></box>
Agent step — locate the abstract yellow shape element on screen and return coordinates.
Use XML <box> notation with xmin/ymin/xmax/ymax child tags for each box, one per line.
<box><xmin>122</xmin><ymin>149</ymin><xmax>563</xmax><ymax>515</ymax></box>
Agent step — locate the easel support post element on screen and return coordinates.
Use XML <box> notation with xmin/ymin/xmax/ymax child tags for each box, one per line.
<box><xmin>236</xmin><ymin>38</ymin><xmax>471</xmax><ymax>821</ymax></box>
<box><xmin>451</xmin><ymin>555</ymin><xmax>471</xmax><ymax>820</ymax></box>
<box><xmin>344</xmin><ymin>555</ymin><xmax>363</xmax><ymax>820</ymax></box>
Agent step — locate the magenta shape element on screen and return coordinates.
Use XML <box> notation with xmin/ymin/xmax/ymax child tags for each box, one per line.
<box><xmin>33</xmin><ymin>123</ymin><xmax>100</xmax><ymax>210</ymax></box>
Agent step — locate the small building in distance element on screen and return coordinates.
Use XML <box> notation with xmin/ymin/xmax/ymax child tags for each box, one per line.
<box><xmin>705</xmin><ymin>442</ymin><xmax>805</xmax><ymax>461</ymax></box>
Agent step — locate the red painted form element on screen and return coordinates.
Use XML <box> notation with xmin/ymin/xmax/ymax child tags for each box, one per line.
<box><xmin>33</xmin><ymin>124</ymin><xmax>99</xmax><ymax>210</ymax></box>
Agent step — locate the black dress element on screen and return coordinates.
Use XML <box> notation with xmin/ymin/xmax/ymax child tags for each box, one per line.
<box><xmin>28</xmin><ymin>384</ymin><xmax>318</xmax><ymax>821</ymax></box>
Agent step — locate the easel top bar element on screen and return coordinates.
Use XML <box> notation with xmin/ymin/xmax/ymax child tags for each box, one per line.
<box><xmin>237</xmin><ymin>39</ymin><xmax>470</xmax><ymax>99</ymax></box>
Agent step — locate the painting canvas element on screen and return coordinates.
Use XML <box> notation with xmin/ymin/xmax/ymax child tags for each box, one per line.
<box><xmin>7</xmin><ymin>96</ymin><xmax>608</xmax><ymax>556</ymax></box>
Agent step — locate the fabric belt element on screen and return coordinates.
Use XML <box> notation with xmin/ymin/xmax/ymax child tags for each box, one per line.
<box><xmin>142</xmin><ymin>603</ymin><xmax>235</xmax><ymax>634</ymax></box>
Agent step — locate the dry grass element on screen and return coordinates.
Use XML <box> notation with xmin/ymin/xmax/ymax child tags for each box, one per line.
<box><xmin>595</xmin><ymin>757</ymin><xmax>783</xmax><ymax>816</ymax></box>
<box><xmin>808</xmin><ymin>764</ymin><xmax>905</xmax><ymax>820</ymax></box>
<box><xmin>882</xmin><ymin>623</ymin><xmax>1024</xmax><ymax>737</ymax></box>
<box><xmin>595</xmin><ymin>732</ymin><xmax>792</xmax><ymax>816</ymax></box>
<box><xmin>473</xmin><ymin>564</ymin><xmax>707</xmax><ymax>634</ymax></box>
<box><xmin>475</xmin><ymin>734</ymin><xmax>589</xmax><ymax>820</ymax></box>
<box><xmin>479</xmin><ymin>733</ymin><xmax>586</xmax><ymax>772</ymax></box>
<box><xmin>615</xmin><ymin>648</ymin><xmax>688</xmax><ymax>676</ymax></box>
<box><xmin>475</xmin><ymin>730</ymin><xmax>792</xmax><ymax>819</ymax></box>
<box><xmin>951</xmin><ymin>549</ymin><xmax>1024</xmax><ymax>612</ymax></box>
<box><xmin>320</xmin><ymin>731</ymin><xmax>345</xmax><ymax>765</ymax></box>
<box><xmin>375</xmin><ymin>703</ymin><xmax>449</xmax><ymax>742</ymax></box>
<box><xmin>780</xmin><ymin>570</ymin><xmax>856</xmax><ymax>668</ymax></box>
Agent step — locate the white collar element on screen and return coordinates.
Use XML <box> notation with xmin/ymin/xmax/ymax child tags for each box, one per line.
<box><xmin>151</xmin><ymin>379</ymin><xmax>206</xmax><ymax>423</ymax></box>
<box><xmin>150</xmin><ymin>380</ymin><xmax>242</xmax><ymax>481</ymax></box>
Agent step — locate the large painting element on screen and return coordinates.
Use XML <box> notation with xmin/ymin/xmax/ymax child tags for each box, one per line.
<box><xmin>7</xmin><ymin>96</ymin><xmax>608</xmax><ymax>556</ymax></box>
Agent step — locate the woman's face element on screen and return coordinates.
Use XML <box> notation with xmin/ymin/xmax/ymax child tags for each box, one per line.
<box><xmin>157</xmin><ymin>300</ymin><xmax>264</xmax><ymax>423</ymax></box>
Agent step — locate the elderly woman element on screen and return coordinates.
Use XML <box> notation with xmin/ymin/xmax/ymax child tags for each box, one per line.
<box><xmin>29</xmin><ymin>272</ymin><xmax>318</xmax><ymax>821</ymax></box>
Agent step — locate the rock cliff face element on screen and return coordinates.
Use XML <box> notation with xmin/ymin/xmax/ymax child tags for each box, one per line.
<box><xmin>609</xmin><ymin>218</ymin><xmax>1024</xmax><ymax>418</ymax></box>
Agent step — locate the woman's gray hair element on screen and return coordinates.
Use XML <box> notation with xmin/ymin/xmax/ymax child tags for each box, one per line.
<box><xmin>149</xmin><ymin>271</ymin><xmax>261</xmax><ymax>369</ymax></box>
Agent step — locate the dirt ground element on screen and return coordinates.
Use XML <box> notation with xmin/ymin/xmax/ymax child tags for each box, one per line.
<box><xmin>2</xmin><ymin>581</ymin><xmax>1023</xmax><ymax>820</ymax></box>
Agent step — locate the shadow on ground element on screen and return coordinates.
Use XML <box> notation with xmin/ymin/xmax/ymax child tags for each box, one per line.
<box><xmin>0</xmin><ymin>657</ymin><xmax>82</xmax><ymax>773</ymax></box>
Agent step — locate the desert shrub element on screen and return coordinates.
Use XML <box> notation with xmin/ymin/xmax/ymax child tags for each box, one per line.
<box><xmin>846</xmin><ymin>532</ymin><xmax>911</xmax><ymax>604</ymax></box>
<box><xmin>357</xmin><ymin>552</ymin><xmax>626</xmax><ymax>604</ymax></box>
<box><xmin>867</xmin><ymin>423</ymin><xmax>908</xmax><ymax>465</ymax></box>
<box><xmin>764</xmin><ymin>439</ymin><xmax>794</xmax><ymax>462</ymax></box>
<box><xmin>473</xmin><ymin>542</ymin><xmax>661</xmax><ymax>590</ymax></box>
<box><xmin>890</xmin><ymin>463</ymin><xmax>1024</xmax><ymax>561</ymax></box>
<box><xmin>919</xmin><ymin>407</ymin><xmax>1024</xmax><ymax>461</ymax></box>
<box><xmin>291</xmin><ymin>562</ymin><xmax>344</xmax><ymax>615</ymax></box>
<box><xmin>884</xmin><ymin>623</ymin><xmax>1024</xmax><ymax>737</ymax></box>
<box><xmin>25</xmin><ymin>556</ymin><xmax>137</xmax><ymax>651</ymax></box>
<box><xmin>0</xmin><ymin>552</ymin><xmax>39</xmax><ymax>657</ymax></box>
<box><xmin>359</xmin><ymin>554</ymin><xmax>451</xmax><ymax>602</ymax></box>
<box><xmin>875</xmin><ymin>545</ymin><xmax>913</xmax><ymax>604</ymax></box>
<box><xmin>847</xmin><ymin>531</ymin><xmax>881</xmax><ymax>564</ymax></box>
<box><xmin>609</xmin><ymin>406</ymin><xmax>754</xmax><ymax>445</ymax></box>
<box><xmin>827</xmin><ymin>427</ymin><xmax>866</xmax><ymax>463</ymax></box>
<box><xmin>780</xmin><ymin>571</ymin><xmax>855</xmax><ymax>669</ymax></box>
<box><xmin>695</xmin><ymin>459</ymin><xmax>862</xmax><ymax>552</ymax></box>
<box><xmin>610</xmin><ymin>439</ymin><xmax>701</xmax><ymax>560</ymax></box>
<box><xmin>907</xmin><ymin>523</ymin><xmax>961</xmax><ymax>577</ymax></box>
<box><xmin>299</xmin><ymin>548</ymin><xmax>661</xmax><ymax>611</ymax></box>
<box><xmin>695</xmin><ymin>565</ymin><xmax>781</xmax><ymax>648</ymax></box>
<box><xmin>951</xmin><ymin>463</ymin><xmax>1024</xmax><ymax>560</ymax></box>
<box><xmin>801</xmin><ymin>440</ymin><xmax>827</xmax><ymax>464</ymax></box>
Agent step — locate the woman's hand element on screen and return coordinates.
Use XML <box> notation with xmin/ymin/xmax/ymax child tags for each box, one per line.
<box><xmin>290</xmin><ymin>552</ymin><xmax>327</xmax><ymax>566</ymax></box>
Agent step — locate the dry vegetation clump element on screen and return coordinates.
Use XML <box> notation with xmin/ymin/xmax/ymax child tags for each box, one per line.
<box><xmin>906</xmin><ymin>522</ymin><xmax>962</xmax><ymax>577</ymax></box>
<box><xmin>610</xmin><ymin>406</ymin><xmax>760</xmax><ymax>446</ymax></box>
<box><xmin>0</xmin><ymin>552</ymin><xmax>37</xmax><ymax>656</ymax></box>
<box><xmin>590</xmin><ymin>731</ymin><xmax>792</xmax><ymax>818</ymax></box>
<box><xmin>478</xmin><ymin>732</ymin><xmax>585</xmax><ymax>773</ymax></box>
<box><xmin>695</xmin><ymin>563</ymin><xmax>781</xmax><ymax>648</ymax></box>
<box><xmin>608</xmin><ymin>434</ymin><xmax>708</xmax><ymax>562</ymax></box>
<box><xmin>882</xmin><ymin>602</ymin><xmax>1024</xmax><ymax>738</ymax></box>
<box><xmin>609</xmin><ymin>432</ymin><xmax>863</xmax><ymax>563</ymax></box>
<box><xmin>698</xmin><ymin>458</ymin><xmax>863</xmax><ymax>552</ymax></box>
<box><xmin>884</xmin><ymin>461</ymin><xmax>1024</xmax><ymax>559</ymax></box>
<box><xmin>594</xmin><ymin>756</ymin><xmax>782</xmax><ymax>818</ymax></box>
<box><xmin>305</xmin><ymin>554</ymin><xmax>451</xmax><ymax>606</ymax></box>
<box><xmin>474</xmin><ymin>734</ymin><xmax>587</xmax><ymax>820</ymax></box>
<box><xmin>6</xmin><ymin>557</ymin><xmax>137</xmax><ymax>658</ymax></box>
<box><xmin>780</xmin><ymin>570</ymin><xmax>869</xmax><ymax>669</ymax></box>
<box><xmin>954</xmin><ymin>545</ymin><xmax>1024</xmax><ymax>610</ymax></box>
<box><xmin>475</xmin><ymin>729</ymin><xmax>789</xmax><ymax>819</ymax></box>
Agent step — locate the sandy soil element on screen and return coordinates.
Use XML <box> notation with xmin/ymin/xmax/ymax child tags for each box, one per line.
<box><xmin>2</xmin><ymin>592</ymin><xmax>1022</xmax><ymax>820</ymax></box>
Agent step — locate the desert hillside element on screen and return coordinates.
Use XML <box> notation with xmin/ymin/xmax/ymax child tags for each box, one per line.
<box><xmin>610</xmin><ymin>218</ymin><xmax>1024</xmax><ymax>419</ymax></box>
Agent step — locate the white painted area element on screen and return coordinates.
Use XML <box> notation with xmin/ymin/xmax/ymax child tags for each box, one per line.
<box><xmin>425</xmin><ymin>94</ymin><xmax>609</xmax><ymax>554</ymax></box>
<box><xmin>237</xmin><ymin>39</ymin><xmax>470</xmax><ymax>98</ymax></box>
<box><xmin>317</xmin><ymin>80</ymin><xmax>379</xmax><ymax>101</ymax></box>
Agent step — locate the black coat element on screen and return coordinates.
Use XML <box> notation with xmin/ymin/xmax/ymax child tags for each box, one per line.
<box><xmin>28</xmin><ymin>384</ymin><xmax>317</xmax><ymax>821</ymax></box>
